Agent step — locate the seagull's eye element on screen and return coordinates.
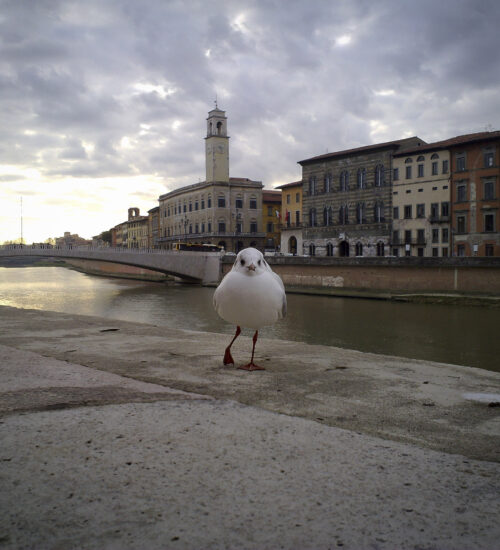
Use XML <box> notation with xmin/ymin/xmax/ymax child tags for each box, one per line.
<box><xmin>240</xmin><ymin>259</ymin><xmax>245</xmax><ymax>266</ymax></box>
<box><xmin>258</xmin><ymin>260</ymin><xmax>262</xmax><ymax>266</ymax></box>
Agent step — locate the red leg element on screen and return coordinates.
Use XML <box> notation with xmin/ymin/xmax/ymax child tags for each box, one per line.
<box><xmin>238</xmin><ymin>330</ymin><xmax>265</xmax><ymax>371</ymax></box>
<box><xmin>223</xmin><ymin>326</ymin><xmax>241</xmax><ymax>365</ymax></box>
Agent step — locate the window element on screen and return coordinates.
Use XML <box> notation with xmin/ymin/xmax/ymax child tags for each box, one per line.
<box><xmin>406</xmin><ymin>166</ymin><xmax>412</xmax><ymax>179</ymax></box>
<box><xmin>431</xmin><ymin>153</ymin><xmax>439</xmax><ymax>160</ymax></box>
<box><xmin>295</xmin><ymin>193</ymin><xmax>300</xmax><ymax>202</ymax></box>
<box><xmin>218</xmin><ymin>221</ymin><xmax>226</xmax><ymax>232</ymax></box>
<box><xmin>484</xmin><ymin>213</ymin><xmax>495</xmax><ymax>232</ymax></box>
<box><xmin>416</xmin><ymin>204</ymin><xmax>425</xmax><ymax>218</ymax></box>
<box><xmin>376</xmin><ymin>242</ymin><xmax>385</xmax><ymax>257</ymax></box>
<box><xmin>456</xmin><ymin>184</ymin><xmax>466</xmax><ymax>202</ymax></box>
<box><xmin>484</xmin><ymin>151</ymin><xmax>494</xmax><ymax>168</ymax></box>
<box><xmin>442</xmin><ymin>247</ymin><xmax>448</xmax><ymax>257</ymax></box>
<box><xmin>267</xmin><ymin>206</ymin><xmax>273</xmax><ymax>216</ymax></box>
<box><xmin>417</xmin><ymin>229</ymin><xmax>425</xmax><ymax>244</ymax></box>
<box><xmin>236</xmin><ymin>221</ymin><xmax>242</xmax><ymax>233</ymax></box>
<box><xmin>393</xmin><ymin>206</ymin><xmax>399</xmax><ymax>219</ymax></box>
<box><xmin>323</xmin><ymin>206</ymin><xmax>332</xmax><ymax>226</ymax></box>
<box><xmin>295</xmin><ymin>210</ymin><xmax>300</xmax><ymax>224</ymax></box>
<box><xmin>442</xmin><ymin>160</ymin><xmax>449</xmax><ymax>174</ymax></box>
<box><xmin>417</xmin><ymin>248</ymin><xmax>424</xmax><ymax>257</ymax></box>
<box><xmin>309</xmin><ymin>176</ymin><xmax>317</xmax><ymax>196</ymax></box>
<box><xmin>355</xmin><ymin>242</ymin><xmax>363</xmax><ymax>256</ymax></box>
<box><xmin>189</xmin><ymin>203</ymin><xmax>192</xmax><ymax>212</ymax></box>
<box><xmin>195</xmin><ymin>223</ymin><xmax>199</xmax><ymax>233</ymax></box>
<box><xmin>441</xmin><ymin>202</ymin><xmax>449</xmax><ymax>217</ymax></box>
<box><xmin>208</xmin><ymin>222</ymin><xmax>212</xmax><ymax>232</ymax></box>
<box><xmin>339</xmin><ymin>171</ymin><xmax>349</xmax><ymax>191</ymax></box>
<box><xmin>357</xmin><ymin>168</ymin><xmax>366</xmax><ymax>189</ymax></box>
<box><xmin>404</xmin><ymin>205</ymin><xmax>412</xmax><ymax>219</ymax></box>
<box><xmin>485</xmin><ymin>244</ymin><xmax>494</xmax><ymax>257</ymax></box>
<box><xmin>183</xmin><ymin>204</ymin><xmax>187</xmax><ymax>213</ymax></box>
<box><xmin>356</xmin><ymin>202</ymin><xmax>366</xmax><ymax>224</ymax></box>
<box><xmin>432</xmin><ymin>162</ymin><xmax>438</xmax><ymax>175</ymax></box>
<box><xmin>432</xmin><ymin>229</ymin><xmax>439</xmax><ymax>243</ymax></box>
<box><xmin>309</xmin><ymin>208</ymin><xmax>317</xmax><ymax>227</ymax></box>
<box><xmin>457</xmin><ymin>215</ymin><xmax>466</xmax><ymax>233</ymax></box>
<box><xmin>484</xmin><ymin>180</ymin><xmax>495</xmax><ymax>200</ymax></box>
<box><xmin>442</xmin><ymin>228</ymin><xmax>449</xmax><ymax>243</ymax></box>
<box><xmin>201</xmin><ymin>198</ymin><xmax>205</xmax><ymax>209</ymax></box>
<box><xmin>235</xmin><ymin>197</ymin><xmax>243</xmax><ymax>209</ymax></box>
<box><xmin>250</xmin><ymin>221</ymin><xmax>258</xmax><ymax>233</ymax></box>
<box><xmin>325</xmin><ymin>172</ymin><xmax>332</xmax><ymax>193</ymax></box>
<box><xmin>392</xmin><ymin>231</ymin><xmax>400</xmax><ymax>244</ymax></box>
<box><xmin>266</xmin><ymin>222</ymin><xmax>273</xmax><ymax>232</ymax></box>
<box><xmin>456</xmin><ymin>153</ymin><xmax>466</xmax><ymax>172</ymax></box>
<box><xmin>286</xmin><ymin>194</ymin><xmax>291</xmax><ymax>205</ymax></box>
<box><xmin>457</xmin><ymin>244</ymin><xmax>465</xmax><ymax>257</ymax></box>
<box><xmin>393</xmin><ymin>168</ymin><xmax>399</xmax><ymax>181</ymax></box>
<box><xmin>189</xmin><ymin>225</ymin><xmax>192</xmax><ymax>234</ymax></box>
<box><xmin>201</xmin><ymin>223</ymin><xmax>205</xmax><ymax>233</ymax></box>
<box><xmin>375</xmin><ymin>164</ymin><xmax>384</xmax><ymax>187</ymax></box>
<box><xmin>308</xmin><ymin>243</ymin><xmax>316</xmax><ymax>256</ymax></box>
<box><xmin>418</xmin><ymin>164</ymin><xmax>424</xmax><ymax>177</ymax></box>
<box><xmin>195</xmin><ymin>201</ymin><xmax>199</xmax><ymax>211</ymax></box>
<box><xmin>217</xmin><ymin>196</ymin><xmax>226</xmax><ymax>208</ymax></box>
<box><xmin>374</xmin><ymin>202</ymin><xmax>385</xmax><ymax>222</ymax></box>
<box><xmin>417</xmin><ymin>155</ymin><xmax>425</xmax><ymax>162</ymax></box>
<box><xmin>339</xmin><ymin>204</ymin><xmax>349</xmax><ymax>224</ymax></box>
<box><xmin>249</xmin><ymin>197</ymin><xmax>257</xmax><ymax>209</ymax></box>
<box><xmin>208</xmin><ymin>196</ymin><xmax>212</xmax><ymax>208</ymax></box>
<box><xmin>326</xmin><ymin>243</ymin><xmax>334</xmax><ymax>256</ymax></box>
<box><xmin>405</xmin><ymin>230</ymin><xmax>412</xmax><ymax>243</ymax></box>
<box><xmin>405</xmin><ymin>158</ymin><xmax>413</xmax><ymax>163</ymax></box>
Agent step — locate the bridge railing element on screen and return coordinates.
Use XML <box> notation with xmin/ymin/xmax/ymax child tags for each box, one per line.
<box><xmin>0</xmin><ymin>245</ymin><xmax>178</xmax><ymax>255</ymax></box>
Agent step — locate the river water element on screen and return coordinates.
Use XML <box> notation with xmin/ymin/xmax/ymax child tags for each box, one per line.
<box><xmin>0</xmin><ymin>266</ymin><xmax>499</xmax><ymax>373</ymax></box>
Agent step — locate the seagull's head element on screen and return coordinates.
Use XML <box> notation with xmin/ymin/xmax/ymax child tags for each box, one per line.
<box><xmin>233</xmin><ymin>247</ymin><xmax>267</xmax><ymax>276</ymax></box>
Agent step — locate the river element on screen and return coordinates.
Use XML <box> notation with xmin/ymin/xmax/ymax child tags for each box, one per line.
<box><xmin>0</xmin><ymin>265</ymin><xmax>499</xmax><ymax>373</ymax></box>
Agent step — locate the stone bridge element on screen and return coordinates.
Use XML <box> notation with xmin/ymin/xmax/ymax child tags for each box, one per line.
<box><xmin>0</xmin><ymin>246</ymin><xmax>222</xmax><ymax>284</ymax></box>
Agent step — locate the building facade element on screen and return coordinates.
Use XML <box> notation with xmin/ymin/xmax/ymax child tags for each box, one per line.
<box><xmin>449</xmin><ymin>132</ymin><xmax>500</xmax><ymax>257</ymax></box>
<box><xmin>158</xmin><ymin>108</ymin><xmax>265</xmax><ymax>252</ymax></box>
<box><xmin>392</xmin><ymin>144</ymin><xmax>451</xmax><ymax>257</ymax></box>
<box><xmin>148</xmin><ymin>206</ymin><xmax>159</xmax><ymax>249</ymax></box>
<box><xmin>262</xmin><ymin>190</ymin><xmax>281</xmax><ymax>251</ymax></box>
<box><xmin>126</xmin><ymin>208</ymin><xmax>148</xmax><ymax>248</ymax></box>
<box><xmin>275</xmin><ymin>180</ymin><xmax>303</xmax><ymax>255</ymax></box>
<box><xmin>299</xmin><ymin>137</ymin><xmax>425</xmax><ymax>257</ymax></box>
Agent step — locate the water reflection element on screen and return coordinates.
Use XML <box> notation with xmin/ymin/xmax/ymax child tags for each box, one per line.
<box><xmin>1</xmin><ymin>266</ymin><xmax>499</xmax><ymax>372</ymax></box>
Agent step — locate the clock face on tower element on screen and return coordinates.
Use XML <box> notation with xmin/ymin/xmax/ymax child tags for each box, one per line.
<box><xmin>217</xmin><ymin>145</ymin><xmax>224</xmax><ymax>153</ymax></box>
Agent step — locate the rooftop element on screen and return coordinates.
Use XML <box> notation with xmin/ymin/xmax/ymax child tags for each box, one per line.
<box><xmin>394</xmin><ymin>130</ymin><xmax>500</xmax><ymax>156</ymax></box>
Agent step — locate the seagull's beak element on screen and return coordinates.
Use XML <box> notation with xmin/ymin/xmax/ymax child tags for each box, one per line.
<box><xmin>247</xmin><ymin>263</ymin><xmax>256</xmax><ymax>272</ymax></box>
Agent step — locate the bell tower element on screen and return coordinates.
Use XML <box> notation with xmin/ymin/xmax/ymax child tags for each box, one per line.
<box><xmin>205</xmin><ymin>105</ymin><xmax>229</xmax><ymax>183</ymax></box>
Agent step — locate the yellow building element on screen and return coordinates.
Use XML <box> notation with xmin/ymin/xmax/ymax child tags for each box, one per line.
<box><xmin>275</xmin><ymin>181</ymin><xmax>303</xmax><ymax>255</ymax></box>
<box><xmin>262</xmin><ymin>190</ymin><xmax>281</xmax><ymax>251</ymax></box>
<box><xmin>126</xmin><ymin>208</ymin><xmax>148</xmax><ymax>249</ymax></box>
<box><xmin>392</xmin><ymin>146</ymin><xmax>451</xmax><ymax>257</ymax></box>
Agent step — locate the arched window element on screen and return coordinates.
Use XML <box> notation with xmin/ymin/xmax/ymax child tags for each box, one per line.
<box><xmin>309</xmin><ymin>243</ymin><xmax>316</xmax><ymax>256</ymax></box>
<box><xmin>339</xmin><ymin>204</ymin><xmax>349</xmax><ymax>225</ymax></box>
<box><xmin>356</xmin><ymin>202</ymin><xmax>366</xmax><ymax>224</ymax></box>
<box><xmin>309</xmin><ymin>176</ymin><xmax>317</xmax><ymax>196</ymax></box>
<box><xmin>324</xmin><ymin>172</ymin><xmax>332</xmax><ymax>193</ymax></box>
<box><xmin>374</xmin><ymin>201</ymin><xmax>385</xmax><ymax>222</ymax></box>
<box><xmin>376</xmin><ymin>241</ymin><xmax>385</xmax><ymax>257</ymax></box>
<box><xmin>217</xmin><ymin>121</ymin><xmax>222</xmax><ymax>135</ymax></box>
<box><xmin>431</xmin><ymin>153</ymin><xmax>439</xmax><ymax>160</ymax></box>
<box><xmin>309</xmin><ymin>208</ymin><xmax>317</xmax><ymax>227</ymax></box>
<box><xmin>323</xmin><ymin>206</ymin><xmax>332</xmax><ymax>226</ymax></box>
<box><xmin>417</xmin><ymin>155</ymin><xmax>425</xmax><ymax>162</ymax></box>
<box><xmin>326</xmin><ymin>242</ymin><xmax>334</xmax><ymax>256</ymax></box>
<box><xmin>288</xmin><ymin>236</ymin><xmax>297</xmax><ymax>255</ymax></box>
<box><xmin>357</xmin><ymin>168</ymin><xmax>366</xmax><ymax>189</ymax></box>
<box><xmin>375</xmin><ymin>164</ymin><xmax>385</xmax><ymax>187</ymax></box>
<box><xmin>405</xmin><ymin>158</ymin><xmax>413</xmax><ymax>163</ymax></box>
<box><xmin>339</xmin><ymin>171</ymin><xmax>349</xmax><ymax>191</ymax></box>
<box><xmin>355</xmin><ymin>242</ymin><xmax>363</xmax><ymax>256</ymax></box>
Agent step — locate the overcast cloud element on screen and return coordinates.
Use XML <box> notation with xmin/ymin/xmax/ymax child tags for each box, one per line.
<box><xmin>1</xmin><ymin>0</ymin><xmax>500</xmax><ymax>243</ymax></box>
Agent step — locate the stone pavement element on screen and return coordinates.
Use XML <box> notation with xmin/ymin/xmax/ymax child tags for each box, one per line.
<box><xmin>0</xmin><ymin>306</ymin><xmax>499</xmax><ymax>549</ymax></box>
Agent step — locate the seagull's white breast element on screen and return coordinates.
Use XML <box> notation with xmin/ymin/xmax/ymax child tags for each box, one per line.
<box><xmin>214</xmin><ymin>269</ymin><xmax>286</xmax><ymax>330</ymax></box>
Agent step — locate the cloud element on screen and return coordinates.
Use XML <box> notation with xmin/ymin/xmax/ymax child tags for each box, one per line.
<box><xmin>1</xmin><ymin>0</ymin><xmax>499</xmax><ymax>243</ymax></box>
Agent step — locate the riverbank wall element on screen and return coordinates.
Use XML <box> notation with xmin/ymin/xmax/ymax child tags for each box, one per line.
<box><xmin>61</xmin><ymin>258</ymin><xmax>171</xmax><ymax>282</ymax></box>
<box><xmin>223</xmin><ymin>256</ymin><xmax>500</xmax><ymax>297</ymax></box>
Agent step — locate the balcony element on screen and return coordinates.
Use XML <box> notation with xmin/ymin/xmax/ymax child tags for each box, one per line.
<box><xmin>279</xmin><ymin>222</ymin><xmax>304</xmax><ymax>230</ymax></box>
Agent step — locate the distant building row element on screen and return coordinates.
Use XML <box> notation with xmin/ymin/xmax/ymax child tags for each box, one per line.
<box><xmin>107</xmin><ymin>107</ymin><xmax>499</xmax><ymax>258</ymax></box>
<box><xmin>279</xmin><ymin>131</ymin><xmax>500</xmax><ymax>258</ymax></box>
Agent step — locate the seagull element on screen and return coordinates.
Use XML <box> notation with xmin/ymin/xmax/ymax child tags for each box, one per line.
<box><xmin>213</xmin><ymin>247</ymin><xmax>287</xmax><ymax>371</ymax></box>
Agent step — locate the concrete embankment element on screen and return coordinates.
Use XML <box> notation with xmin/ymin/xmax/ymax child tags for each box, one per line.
<box><xmin>0</xmin><ymin>305</ymin><xmax>499</xmax><ymax>549</ymax></box>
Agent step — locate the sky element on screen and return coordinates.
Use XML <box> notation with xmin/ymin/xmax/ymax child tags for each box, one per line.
<box><xmin>1</xmin><ymin>0</ymin><xmax>500</xmax><ymax>244</ymax></box>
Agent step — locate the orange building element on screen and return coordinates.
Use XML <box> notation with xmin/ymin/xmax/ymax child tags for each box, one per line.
<box><xmin>449</xmin><ymin>131</ymin><xmax>500</xmax><ymax>256</ymax></box>
<box><xmin>262</xmin><ymin>190</ymin><xmax>281</xmax><ymax>251</ymax></box>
